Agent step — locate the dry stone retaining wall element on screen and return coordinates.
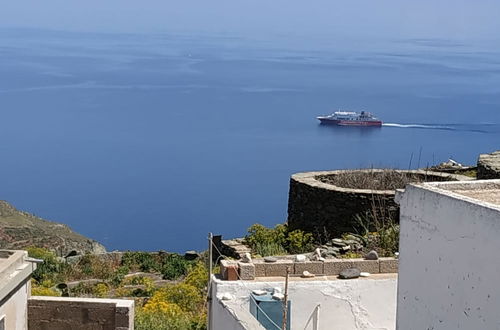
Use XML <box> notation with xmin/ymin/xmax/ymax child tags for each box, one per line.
<box><xmin>287</xmin><ymin>170</ymin><xmax>472</xmax><ymax>238</ymax></box>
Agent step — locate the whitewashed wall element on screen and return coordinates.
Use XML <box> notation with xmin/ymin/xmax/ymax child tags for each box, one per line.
<box><xmin>212</xmin><ymin>275</ymin><xmax>397</xmax><ymax>330</ymax></box>
<box><xmin>0</xmin><ymin>280</ymin><xmax>29</xmax><ymax>330</ymax></box>
<box><xmin>397</xmin><ymin>182</ymin><xmax>500</xmax><ymax>329</ymax></box>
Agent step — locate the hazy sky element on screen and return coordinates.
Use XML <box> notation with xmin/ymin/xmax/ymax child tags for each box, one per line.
<box><xmin>2</xmin><ymin>1</ymin><xmax>500</xmax><ymax>40</ymax></box>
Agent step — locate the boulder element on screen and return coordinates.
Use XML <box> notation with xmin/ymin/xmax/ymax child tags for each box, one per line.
<box><xmin>364</xmin><ymin>250</ymin><xmax>379</xmax><ymax>260</ymax></box>
<box><xmin>478</xmin><ymin>151</ymin><xmax>500</xmax><ymax>179</ymax></box>
<box><xmin>339</xmin><ymin>268</ymin><xmax>361</xmax><ymax>279</ymax></box>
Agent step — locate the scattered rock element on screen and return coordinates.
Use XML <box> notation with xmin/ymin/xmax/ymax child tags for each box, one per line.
<box><xmin>339</xmin><ymin>268</ymin><xmax>361</xmax><ymax>279</ymax></box>
<box><xmin>311</xmin><ymin>248</ymin><xmax>325</xmax><ymax>261</ymax></box>
<box><xmin>241</xmin><ymin>252</ymin><xmax>252</xmax><ymax>263</ymax></box>
<box><xmin>302</xmin><ymin>271</ymin><xmax>315</xmax><ymax>278</ymax></box>
<box><xmin>264</xmin><ymin>256</ymin><xmax>278</xmax><ymax>263</ymax></box>
<box><xmin>252</xmin><ymin>289</ymin><xmax>267</xmax><ymax>296</ymax></box>
<box><xmin>364</xmin><ymin>250</ymin><xmax>379</xmax><ymax>260</ymax></box>
<box><xmin>394</xmin><ymin>252</ymin><xmax>400</xmax><ymax>259</ymax></box>
<box><xmin>295</xmin><ymin>254</ymin><xmax>307</xmax><ymax>262</ymax></box>
<box><xmin>272</xmin><ymin>293</ymin><xmax>285</xmax><ymax>300</ymax></box>
<box><xmin>184</xmin><ymin>250</ymin><xmax>200</xmax><ymax>260</ymax></box>
<box><xmin>478</xmin><ymin>150</ymin><xmax>500</xmax><ymax>179</ymax></box>
<box><xmin>65</xmin><ymin>250</ymin><xmax>78</xmax><ymax>258</ymax></box>
<box><xmin>359</xmin><ymin>272</ymin><xmax>370</xmax><ymax>277</ymax></box>
<box><xmin>331</xmin><ymin>238</ymin><xmax>346</xmax><ymax>247</ymax></box>
<box><xmin>322</xmin><ymin>247</ymin><xmax>340</xmax><ymax>258</ymax></box>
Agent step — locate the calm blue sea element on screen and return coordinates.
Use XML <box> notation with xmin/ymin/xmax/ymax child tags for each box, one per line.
<box><xmin>1</xmin><ymin>29</ymin><xmax>499</xmax><ymax>252</ymax></box>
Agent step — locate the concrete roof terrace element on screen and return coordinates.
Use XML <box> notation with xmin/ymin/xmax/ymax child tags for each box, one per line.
<box><xmin>211</xmin><ymin>273</ymin><xmax>398</xmax><ymax>330</ymax></box>
<box><xmin>416</xmin><ymin>179</ymin><xmax>500</xmax><ymax>208</ymax></box>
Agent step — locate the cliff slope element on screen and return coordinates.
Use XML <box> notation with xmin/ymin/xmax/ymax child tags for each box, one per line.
<box><xmin>0</xmin><ymin>200</ymin><xmax>105</xmax><ymax>255</ymax></box>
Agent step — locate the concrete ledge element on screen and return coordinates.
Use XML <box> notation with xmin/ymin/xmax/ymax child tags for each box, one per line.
<box><xmin>352</xmin><ymin>259</ymin><xmax>380</xmax><ymax>274</ymax></box>
<box><xmin>379</xmin><ymin>258</ymin><xmax>399</xmax><ymax>273</ymax></box>
<box><xmin>238</xmin><ymin>262</ymin><xmax>255</xmax><ymax>280</ymax></box>
<box><xmin>324</xmin><ymin>259</ymin><xmax>354</xmax><ymax>275</ymax></box>
<box><xmin>219</xmin><ymin>257</ymin><xmax>399</xmax><ymax>280</ymax></box>
<box><xmin>294</xmin><ymin>261</ymin><xmax>324</xmax><ymax>275</ymax></box>
<box><xmin>220</xmin><ymin>260</ymin><xmax>238</xmax><ymax>280</ymax></box>
<box><xmin>264</xmin><ymin>260</ymin><xmax>294</xmax><ymax>277</ymax></box>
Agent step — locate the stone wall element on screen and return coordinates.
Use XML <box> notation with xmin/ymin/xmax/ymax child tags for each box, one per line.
<box><xmin>28</xmin><ymin>297</ymin><xmax>134</xmax><ymax>330</ymax></box>
<box><xmin>287</xmin><ymin>170</ymin><xmax>471</xmax><ymax>238</ymax></box>
<box><xmin>477</xmin><ymin>150</ymin><xmax>500</xmax><ymax>179</ymax></box>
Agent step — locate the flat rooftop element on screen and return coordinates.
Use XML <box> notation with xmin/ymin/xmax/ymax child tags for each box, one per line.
<box><xmin>0</xmin><ymin>250</ymin><xmax>22</xmax><ymax>273</ymax></box>
<box><xmin>212</xmin><ymin>273</ymin><xmax>398</xmax><ymax>330</ymax></box>
<box><xmin>425</xmin><ymin>180</ymin><xmax>500</xmax><ymax>207</ymax></box>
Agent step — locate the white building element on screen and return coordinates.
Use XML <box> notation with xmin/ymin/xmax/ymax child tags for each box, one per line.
<box><xmin>0</xmin><ymin>250</ymin><xmax>36</xmax><ymax>330</ymax></box>
<box><xmin>396</xmin><ymin>179</ymin><xmax>500</xmax><ymax>329</ymax></box>
<box><xmin>211</xmin><ymin>179</ymin><xmax>500</xmax><ymax>330</ymax></box>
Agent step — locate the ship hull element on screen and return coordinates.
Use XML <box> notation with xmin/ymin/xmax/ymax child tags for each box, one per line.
<box><xmin>318</xmin><ymin>118</ymin><xmax>382</xmax><ymax>126</ymax></box>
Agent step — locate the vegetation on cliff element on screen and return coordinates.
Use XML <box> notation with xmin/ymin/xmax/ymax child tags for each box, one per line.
<box><xmin>0</xmin><ymin>200</ymin><xmax>105</xmax><ymax>255</ymax></box>
<box><xmin>28</xmin><ymin>247</ymin><xmax>208</xmax><ymax>329</ymax></box>
<box><xmin>245</xmin><ymin>223</ymin><xmax>314</xmax><ymax>256</ymax></box>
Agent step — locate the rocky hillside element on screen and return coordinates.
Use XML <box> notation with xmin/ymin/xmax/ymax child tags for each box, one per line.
<box><xmin>0</xmin><ymin>200</ymin><xmax>105</xmax><ymax>256</ymax></box>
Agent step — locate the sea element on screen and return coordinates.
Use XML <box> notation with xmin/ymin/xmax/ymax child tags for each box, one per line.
<box><xmin>1</xmin><ymin>28</ymin><xmax>499</xmax><ymax>252</ymax></box>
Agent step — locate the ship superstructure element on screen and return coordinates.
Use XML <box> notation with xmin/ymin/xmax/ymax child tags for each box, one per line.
<box><xmin>317</xmin><ymin>111</ymin><xmax>382</xmax><ymax>126</ymax></box>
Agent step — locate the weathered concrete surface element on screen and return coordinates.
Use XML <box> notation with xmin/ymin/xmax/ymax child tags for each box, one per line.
<box><xmin>396</xmin><ymin>180</ymin><xmax>500</xmax><ymax>330</ymax></box>
<box><xmin>211</xmin><ymin>274</ymin><xmax>397</xmax><ymax>330</ymax></box>
<box><xmin>28</xmin><ymin>296</ymin><xmax>134</xmax><ymax>330</ymax></box>
<box><xmin>287</xmin><ymin>170</ymin><xmax>471</xmax><ymax>239</ymax></box>
<box><xmin>477</xmin><ymin>150</ymin><xmax>500</xmax><ymax>179</ymax></box>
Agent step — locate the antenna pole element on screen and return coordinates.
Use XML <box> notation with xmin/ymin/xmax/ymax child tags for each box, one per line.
<box><xmin>207</xmin><ymin>233</ymin><xmax>213</xmax><ymax>330</ymax></box>
<box><xmin>282</xmin><ymin>267</ymin><xmax>290</xmax><ymax>330</ymax></box>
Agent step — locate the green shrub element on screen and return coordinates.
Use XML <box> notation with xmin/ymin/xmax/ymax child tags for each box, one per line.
<box><xmin>161</xmin><ymin>254</ymin><xmax>191</xmax><ymax>280</ymax></box>
<box><xmin>135</xmin><ymin>304</ymin><xmax>193</xmax><ymax>330</ymax></box>
<box><xmin>354</xmin><ymin>213</ymin><xmax>400</xmax><ymax>257</ymax></box>
<box><xmin>245</xmin><ymin>224</ymin><xmax>287</xmax><ymax>250</ymax></box>
<box><xmin>245</xmin><ymin>223</ymin><xmax>315</xmax><ymax>256</ymax></box>
<box><xmin>285</xmin><ymin>230</ymin><xmax>314</xmax><ymax>254</ymax></box>
<box><xmin>253</xmin><ymin>241</ymin><xmax>287</xmax><ymax>257</ymax></box>
<box><xmin>111</xmin><ymin>265</ymin><xmax>130</xmax><ymax>286</ymax></box>
<box><xmin>27</xmin><ymin>247</ymin><xmax>62</xmax><ymax>283</ymax></box>
<box><xmin>31</xmin><ymin>283</ymin><xmax>61</xmax><ymax>297</ymax></box>
<box><xmin>76</xmin><ymin>255</ymin><xmax>114</xmax><ymax>280</ymax></box>
<box><xmin>122</xmin><ymin>252</ymin><xmax>160</xmax><ymax>272</ymax></box>
<box><xmin>184</xmin><ymin>262</ymin><xmax>208</xmax><ymax>293</ymax></box>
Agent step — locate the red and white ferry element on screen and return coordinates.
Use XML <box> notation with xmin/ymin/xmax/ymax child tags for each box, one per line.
<box><xmin>317</xmin><ymin>111</ymin><xmax>382</xmax><ymax>126</ymax></box>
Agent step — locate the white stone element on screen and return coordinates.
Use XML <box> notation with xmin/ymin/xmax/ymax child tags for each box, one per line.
<box><xmin>302</xmin><ymin>271</ymin><xmax>315</xmax><ymax>278</ymax></box>
<box><xmin>252</xmin><ymin>289</ymin><xmax>267</xmax><ymax>296</ymax></box>
<box><xmin>360</xmin><ymin>272</ymin><xmax>370</xmax><ymax>277</ymax></box>
<box><xmin>295</xmin><ymin>254</ymin><xmax>307</xmax><ymax>262</ymax></box>
<box><xmin>272</xmin><ymin>293</ymin><xmax>285</xmax><ymax>301</ymax></box>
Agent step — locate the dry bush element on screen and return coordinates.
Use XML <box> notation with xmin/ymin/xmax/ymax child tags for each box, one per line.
<box><xmin>317</xmin><ymin>169</ymin><xmax>450</xmax><ymax>191</ymax></box>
